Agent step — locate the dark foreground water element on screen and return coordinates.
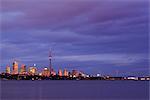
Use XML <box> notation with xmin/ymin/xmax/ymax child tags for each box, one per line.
<box><xmin>0</xmin><ymin>80</ymin><xmax>149</xmax><ymax>100</ymax></box>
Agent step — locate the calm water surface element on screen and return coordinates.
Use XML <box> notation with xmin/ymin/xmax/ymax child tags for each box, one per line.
<box><xmin>0</xmin><ymin>80</ymin><xmax>149</xmax><ymax>100</ymax></box>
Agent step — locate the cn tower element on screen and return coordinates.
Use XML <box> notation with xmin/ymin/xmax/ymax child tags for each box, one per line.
<box><xmin>49</xmin><ymin>50</ymin><xmax>52</xmax><ymax>75</ymax></box>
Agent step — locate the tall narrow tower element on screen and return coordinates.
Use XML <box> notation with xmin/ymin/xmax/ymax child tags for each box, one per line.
<box><xmin>49</xmin><ymin>50</ymin><xmax>52</xmax><ymax>75</ymax></box>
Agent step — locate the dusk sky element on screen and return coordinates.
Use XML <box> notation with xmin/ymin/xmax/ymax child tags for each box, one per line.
<box><xmin>0</xmin><ymin>0</ymin><xmax>149</xmax><ymax>76</ymax></box>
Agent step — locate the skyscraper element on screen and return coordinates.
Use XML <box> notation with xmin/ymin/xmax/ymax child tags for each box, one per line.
<box><xmin>12</xmin><ymin>61</ymin><xmax>18</xmax><ymax>74</ymax></box>
<box><xmin>63</xmin><ymin>69</ymin><xmax>68</xmax><ymax>77</ymax></box>
<box><xmin>20</xmin><ymin>64</ymin><xmax>26</xmax><ymax>74</ymax></box>
<box><xmin>58</xmin><ymin>69</ymin><xmax>63</xmax><ymax>77</ymax></box>
<box><xmin>6</xmin><ymin>66</ymin><xmax>11</xmax><ymax>74</ymax></box>
<box><xmin>42</xmin><ymin>67</ymin><xmax>50</xmax><ymax>77</ymax></box>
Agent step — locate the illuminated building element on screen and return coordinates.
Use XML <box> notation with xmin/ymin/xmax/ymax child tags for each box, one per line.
<box><xmin>72</xmin><ymin>70</ymin><xmax>79</xmax><ymax>77</ymax></box>
<box><xmin>63</xmin><ymin>69</ymin><xmax>68</xmax><ymax>77</ymax></box>
<box><xmin>79</xmin><ymin>71</ymin><xmax>88</xmax><ymax>78</ymax></box>
<box><xmin>42</xmin><ymin>67</ymin><xmax>50</xmax><ymax>77</ymax></box>
<box><xmin>39</xmin><ymin>72</ymin><xmax>42</xmax><ymax>76</ymax></box>
<box><xmin>12</xmin><ymin>61</ymin><xmax>18</xmax><ymax>74</ymax></box>
<box><xmin>51</xmin><ymin>71</ymin><xmax>56</xmax><ymax>76</ymax></box>
<box><xmin>28</xmin><ymin>67</ymin><xmax>37</xmax><ymax>75</ymax></box>
<box><xmin>20</xmin><ymin>64</ymin><xmax>26</xmax><ymax>74</ymax></box>
<box><xmin>58</xmin><ymin>69</ymin><xmax>62</xmax><ymax>77</ymax></box>
<box><xmin>51</xmin><ymin>69</ymin><xmax>56</xmax><ymax>76</ymax></box>
<box><xmin>6</xmin><ymin>66</ymin><xmax>11</xmax><ymax>74</ymax></box>
<box><xmin>68</xmin><ymin>72</ymin><xmax>72</xmax><ymax>77</ymax></box>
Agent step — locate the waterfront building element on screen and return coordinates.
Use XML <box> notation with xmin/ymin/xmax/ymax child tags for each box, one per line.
<box><xmin>20</xmin><ymin>64</ymin><xmax>26</xmax><ymax>74</ymax></box>
<box><xmin>127</xmin><ymin>76</ymin><xmax>138</xmax><ymax>80</ymax></box>
<box><xmin>6</xmin><ymin>66</ymin><xmax>11</xmax><ymax>74</ymax></box>
<box><xmin>42</xmin><ymin>67</ymin><xmax>50</xmax><ymax>77</ymax></box>
<box><xmin>78</xmin><ymin>71</ymin><xmax>87</xmax><ymax>78</ymax></box>
<box><xmin>51</xmin><ymin>69</ymin><xmax>56</xmax><ymax>76</ymax></box>
<box><xmin>68</xmin><ymin>72</ymin><xmax>72</xmax><ymax>77</ymax></box>
<box><xmin>12</xmin><ymin>61</ymin><xmax>18</xmax><ymax>74</ymax></box>
<box><xmin>28</xmin><ymin>66</ymin><xmax>37</xmax><ymax>75</ymax></box>
<box><xmin>72</xmin><ymin>70</ymin><xmax>79</xmax><ymax>77</ymax></box>
<box><xmin>63</xmin><ymin>69</ymin><xmax>68</xmax><ymax>77</ymax></box>
<box><xmin>58</xmin><ymin>69</ymin><xmax>63</xmax><ymax>77</ymax></box>
<box><xmin>39</xmin><ymin>72</ymin><xmax>42</xmax><ymax>76</ymax></box>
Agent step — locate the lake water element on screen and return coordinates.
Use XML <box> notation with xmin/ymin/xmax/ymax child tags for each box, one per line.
<box><xmin>0</xmin><ymin>80</ymin><xmax>149</xmax><ymax>100</ymax></box>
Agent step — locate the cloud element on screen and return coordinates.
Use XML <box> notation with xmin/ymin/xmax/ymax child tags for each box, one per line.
<box><xmin>1</xmin><ymin>0</ymin><xmax>148</xmax><ymax>31</ymax></box>
<box><xmin>55</xmin><ymin>53</ymin><xmax>147</xmax><ymax>65</ymax></box>
<box><xmin>0</xmin><ymin>0</ymin><xmax>149</xmax><ymax>75</ymax></box>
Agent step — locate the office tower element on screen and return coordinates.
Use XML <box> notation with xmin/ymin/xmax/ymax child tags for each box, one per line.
<box><xmin>58</xmin><ymin>69</ymin><xmax>62</xmax><ymax>77</ymax></box>
<box><xmin>20</xmin><ymin>64</ymin><xmax>26</xmax><ymax>74</ymax></box>
<box><xmin>63</xmin><ymin>69</ymin><xmax>68</xmax><ymax>77</ymax></box>
<box><xmin>6</xmin><ymin>66</ymin><xmax>11</xmax><ymax>74</ymax></box>
<box><xmin>42</xmin><ymin>67</ymin><xmax>50</xmax><ymax>77</ymax></box>
<box><xmin>28</xmin><ymin>66</ymin><xmax>37</xmax><ymax>75</ymax></box>
<box><xmin>12</xmin><ymin>61</ymin><xmax>18</xmax><ymax>74</ymax></box>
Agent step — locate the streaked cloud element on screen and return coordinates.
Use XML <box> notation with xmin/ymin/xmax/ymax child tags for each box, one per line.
<box><xmin>55</xmin><ymin>53</ymin><xmax>146</xmax><ymax>65</ymax></box>
<box><xmin>0</xmin><ymin>0</ymin><xmax>149</xmax><ymax>76</ymax></box>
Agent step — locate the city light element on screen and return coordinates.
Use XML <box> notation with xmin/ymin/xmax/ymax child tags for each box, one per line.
<box><xmin>0</xmin><ymin>51</ymin><xmax>149</xmax><ymax>81</ymax></box>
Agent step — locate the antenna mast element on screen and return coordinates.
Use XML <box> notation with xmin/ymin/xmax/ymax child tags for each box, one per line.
<box><xmin>49</xmin><ymin>50</ymin><xmax>52</xmax><ymax>75</ymax></box>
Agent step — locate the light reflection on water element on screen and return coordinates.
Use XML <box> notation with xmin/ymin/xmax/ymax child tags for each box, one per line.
<box><xmin>0</xmin><ymin>80</ymin><xmax>149</xmax><ymax>100</ymax></box>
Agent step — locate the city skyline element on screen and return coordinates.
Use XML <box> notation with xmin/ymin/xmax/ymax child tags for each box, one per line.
<box><xmin>0</xmin><ymin>0</ymin><xmax>149</xmax><ymax>76</ymax></box>
<box><xmin>2</xmin><ymin>60</ymin><xmax>150</xmax><ymax>81</ymax></box>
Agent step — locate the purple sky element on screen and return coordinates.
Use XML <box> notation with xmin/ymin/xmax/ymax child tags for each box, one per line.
<box><xmin>0</xmin><ymin>0</ymin><xmax>149</xmax><ymax>76</ymax></box>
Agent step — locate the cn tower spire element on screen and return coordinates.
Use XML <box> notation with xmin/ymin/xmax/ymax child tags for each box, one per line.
<box><xmin>49</xmin><ymin>50</ymin><xmax>52</xmax><ymax>75</ymax></box>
